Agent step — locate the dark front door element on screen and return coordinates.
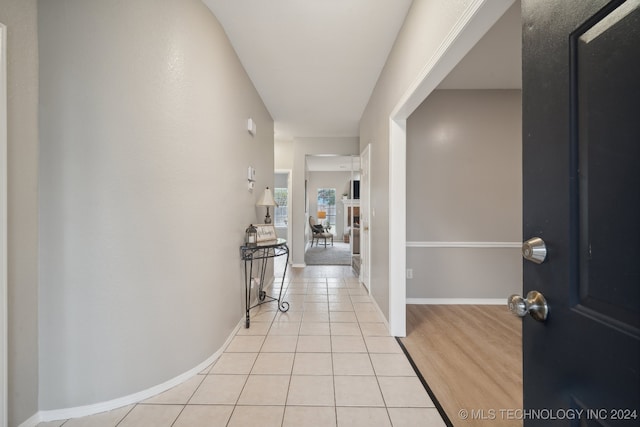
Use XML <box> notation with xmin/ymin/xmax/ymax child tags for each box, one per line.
<box><xmin>522</xmin><ymin>0</ymin><xmax>639</xmax><ymax>425</ymax></box>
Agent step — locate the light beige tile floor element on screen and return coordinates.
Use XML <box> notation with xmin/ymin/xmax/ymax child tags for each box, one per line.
<box><xmin>37</xmin><ymin>275</ymin><xmax>445</xmax><ymax>427</ymax></box>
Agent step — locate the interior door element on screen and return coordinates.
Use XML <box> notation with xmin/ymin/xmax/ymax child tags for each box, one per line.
<box><xmin>360</xmin><ymin>145</ymin><xmax>371</xmax><ymax>290</ymax></box>
<box><xmin>521</xmin><ymin>0</ymin><xmax>639</xmax><ymax>424</ymax></box>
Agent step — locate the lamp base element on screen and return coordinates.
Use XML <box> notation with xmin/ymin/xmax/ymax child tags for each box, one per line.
<box><xmin>264</xmin><ymin>207</ymin><xmax>272</xmax><ymax>224</ymax></box>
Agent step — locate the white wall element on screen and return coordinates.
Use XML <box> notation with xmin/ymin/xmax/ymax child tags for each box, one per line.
<box><xmin>38</xmin><ymin>0</ymin><xmax>273</xmax><ymax>410</ymax></box>
<box><xmin>406</xmin><ymin>89</ymin><xmax>522</xmax><ymax>299</ymax></box>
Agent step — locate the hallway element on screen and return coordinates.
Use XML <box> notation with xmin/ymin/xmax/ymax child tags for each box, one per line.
<box><xmin>37</xmin><ymin>270</ymin><xmax>444</xmax><ymax>427</ymax></box>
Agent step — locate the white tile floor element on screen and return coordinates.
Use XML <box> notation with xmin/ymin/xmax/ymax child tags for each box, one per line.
<box><xmin>38</xmin><ymin>276</ymin><xmax>446</xmax><ymax>427</ymax></box>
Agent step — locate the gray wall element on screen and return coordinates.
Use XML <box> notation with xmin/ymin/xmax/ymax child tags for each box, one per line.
<box><xmin>38</xmin><ymin>0</ymin><xmax>273</xmax><ymax>410</ymax></box>
<box><xmin>0</xmin><ymin>0</ymin><xmax>40</xmax><ymax>425</ymax></box>
<box><xmin>360</xmin><ymin>0</ymin><xmax>479</xmax><ymax>319</ymax></box>
<box><xmin>275</xmin><ymin>139</ymin><xmax>293</xmax><ymax>170</ymax></box>
<box><xmin>406</xmin><ymin>90</ymin><xmax>522</xmax><ymax>299</ymax></box>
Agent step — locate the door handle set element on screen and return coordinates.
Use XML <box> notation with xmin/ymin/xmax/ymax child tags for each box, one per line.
<box><xmin>508</xmin><ymin>291</ymin><xmax>549</xmax><ymax>322</ymax></box>
<box><xmin>508</xmin><ymin>237</ymin><xmax>549</xmax><ymax>322</ymax></box>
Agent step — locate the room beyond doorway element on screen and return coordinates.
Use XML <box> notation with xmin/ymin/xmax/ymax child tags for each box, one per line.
<box><xmin>305</xmin><ymin>155</ymin><xmax>360</xmax><ymax>268</ymax></box>
<box><xmin>401</xmin><ymin>305</ymin><xmax>522</xmax><ymax>427</ymax></box>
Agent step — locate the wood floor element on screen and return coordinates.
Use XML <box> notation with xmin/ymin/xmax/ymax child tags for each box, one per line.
<box><xmin>401</xmin><ymin>305</ymin><xmax>523</xmax><ymax>427</ymax></box>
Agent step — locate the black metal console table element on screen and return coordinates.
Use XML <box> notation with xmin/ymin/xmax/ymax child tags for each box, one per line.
<box><xmin>240</xmin><ymin>238</ymin><xmax>290</xmax><ymax>328</ymax></box>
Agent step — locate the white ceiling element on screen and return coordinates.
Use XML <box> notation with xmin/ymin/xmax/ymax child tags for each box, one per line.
<box><xmin>203</xmin><ymin>0</ymin><xmax>521</xmax><ymax>141</ymax></box>
<box><xmin>203</xmin><ymin>0</ymin><xmax>413</xmax><ymax>140</ymax></box>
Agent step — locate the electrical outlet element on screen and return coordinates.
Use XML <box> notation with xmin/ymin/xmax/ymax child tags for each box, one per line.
<box><xmin>406</xmin><ymin>268</ymin><xmax>413</xmax><ymax>279</ymax></box>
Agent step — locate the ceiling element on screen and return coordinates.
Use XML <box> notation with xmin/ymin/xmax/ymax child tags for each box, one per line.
<box><xmin>203</xmin><ymin>0</ymin><xmax>413</xmax><ymax>140</ymax></box>
<box><xmin>203</xmin><ymin>0</ymin><xmax>521</xmax><ymax>141</ymax></box>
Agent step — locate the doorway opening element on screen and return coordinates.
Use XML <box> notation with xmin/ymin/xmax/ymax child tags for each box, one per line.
<box><xmin>402</xmin><ymin>86</ymin><xmax>523</xmax><ymax>424</ymax></box>
<box><xmin>392</xmin><ymin>1</ymin><xmax>524</xmax><ymax>423</ymax></box>
<box><xmin>304</xmin><ymin>155</ymin><xmax>360</xmax><ymax>268</ymax></box>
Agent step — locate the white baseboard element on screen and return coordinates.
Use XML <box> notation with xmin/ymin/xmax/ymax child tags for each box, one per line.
<box><xmin>17</xmin><ymin>413</ymin><xmax>40</xmax><ymax>427</ymax></box>
<box><xmin>369</xmin><ymin>293</ymin><xmax>390</xmax><ymax>332</ymax></box>
<box><xmin>24</xmin><ymin>321</ymin><xmax>243</xmax><ymax>426</ymax></box>
<box><xmin>291</xmin><ymin>263</ymin><xmax>306</xmax><ymax>268</ymax></box>
<box><xmin>407</xmin><ymin>298</ymin><xmax>506</xmax><ymax>305</ymax></box>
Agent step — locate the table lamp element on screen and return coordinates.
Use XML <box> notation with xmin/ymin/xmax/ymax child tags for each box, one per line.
<box><xmin>317</xmin><ymin>211</ymin><xmax>327</xmax><ymax>226</ymax></box>
<box><xmin>257</xmin><ymin>187</ymin><xmax>277</xmax><ymax>224</ymax></box>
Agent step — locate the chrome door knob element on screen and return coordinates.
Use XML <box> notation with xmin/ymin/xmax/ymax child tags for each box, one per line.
<box><xmin>508</xmin><ymin>291</ymin><xmax>549</xmax><ymax>322</ymax></box>
<box><xmin>522</xmin><ymin>237</ymin><xmax>547</xmax><ymax>264</ymax></box>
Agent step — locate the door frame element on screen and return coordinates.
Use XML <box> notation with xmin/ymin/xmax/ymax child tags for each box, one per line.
<box><xmin>1</xmin><ymin>22</ymin><xmax>8</xmax><ymax>427</ymax></box>
<box><xmin>359</xmin><ymin>145</ymin><xmax>371</xmax><ymax>292</ymax></box>
<box><xmin>275</xmin><ymin>169</ymin><xmax>293</xmax><ymax>247</ymax></box>
<box><xmin>387</xmin><ymin>0</ymin><xmax>515</xmax><ymax>336</ymax></box>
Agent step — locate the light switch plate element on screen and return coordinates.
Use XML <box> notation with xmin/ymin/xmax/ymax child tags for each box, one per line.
<box><xmin>247</xmin><ymin>118</ymin><xmax>256</xmax><ymax>136</ymax></box>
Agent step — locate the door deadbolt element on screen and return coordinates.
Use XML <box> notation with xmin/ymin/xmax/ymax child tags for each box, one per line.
<box><xmin>522</xmin><ymin>237</ymin><xmax>547</xmax><ymax>264</ymax></box>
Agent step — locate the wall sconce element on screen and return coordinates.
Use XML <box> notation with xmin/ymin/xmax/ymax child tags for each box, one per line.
<box><xmin>256</xmin><ymin>187</ymin><xmax>277</xmax><ymax>224</ymax></box>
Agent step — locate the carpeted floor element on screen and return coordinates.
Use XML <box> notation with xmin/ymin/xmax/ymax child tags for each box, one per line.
<box><xmin>305</xmin><ymin>241</ymin><xmax>351</xmax><ymax>265</ymax></box>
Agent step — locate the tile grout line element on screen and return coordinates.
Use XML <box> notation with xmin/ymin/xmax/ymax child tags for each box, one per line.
<box><xmin>113</xmin><ymin>403</ymin><xmax>138</xmax><ymax>427</ymax></box>
<box><xmin>166</xmin><ymin>373</ymin><xmax>208</xmax><ymax>427</ymax></box>
<box><xmin>395</xmin><ymin>337</ymin><xmax>453</xmax><ymax>427</ymax></box>
<box><xmin>52</xmin><ymin>275</ymin><xmax>443</xmax><ymax>426</ymax></box>
<box><xmin>225</xmin><ymin>314</ymin><xmax>270</xmax><ymax>426</ymax></box>
<box><xmin>330</xmin><ymin>290</ymin><xmax>338</xmax><ymax>426</ymax></box>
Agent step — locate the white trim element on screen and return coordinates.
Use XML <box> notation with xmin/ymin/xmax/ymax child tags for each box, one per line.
<box><xmin>291</xmin><ymin>263</ymin><xmax>306</xmax><ymax>268</ymax></box>
<box><xmin>406</xmin><ymin>241</ymin><xmax>521</xmax><ymax>248</ymax></box>
<box><xmin>27</xmin><ymin>321</ymin><xmax>243</xmax><ymax>425</ymax></box>
<box><xmin>0</xmin><ymin>23</ymin><xmax>7</xmax><ymax>427</ymax></box>
<box><xmin>359</xmin><ymin>144</ymin><xmax>371</xmax><ymax>293</ymax></box>
<box><xmin>340</xmin><ymin>199</ymin><xmax>360</xmax><ymax>207</ymax></box>
<box><xmin>17</xmin><ymin>414</ymin><xmax>40</xmax><ymax>427</ymax></box>
<box><xmin>274</xmin><ymin>168</ymin><xmax>292</xmax><ymax>245</ymax></box>
<box><xmin>407</xmin><ymin>298</ymin><xmax>506</xmax><ymax>305</ymax></box>
<box><xmin>388</xmin><ymin>119</ymin><xmax>407</xmax><ymax>337</ymax></box>
<box><xmin>387</xmin><ymin>0</ymin><xmax>515</xmax><ymax>338</ymax></box>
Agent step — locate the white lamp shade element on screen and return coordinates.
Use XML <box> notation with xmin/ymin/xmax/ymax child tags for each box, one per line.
<box><xmin>256</xmin><ymin>187</ymin><xmax>277</xmax><ymax>207</ymax></box>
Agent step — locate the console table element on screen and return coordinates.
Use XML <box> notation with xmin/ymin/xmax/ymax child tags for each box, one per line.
<box><xmin>240</xmin><ymin>238</ymin><xmax>290</xmax><ymax>328</ymax></box>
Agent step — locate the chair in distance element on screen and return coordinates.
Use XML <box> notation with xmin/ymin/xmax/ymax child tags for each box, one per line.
<box><xmin>309</xmin><ymin>216</ymin><xmax>334</xmax><ymax>248</ymax></box>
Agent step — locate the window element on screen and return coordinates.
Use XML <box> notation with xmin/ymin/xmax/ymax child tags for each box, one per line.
<box><xmin>274</xmin><ymin>188</ymin><xmax>288</xmax><ymax>227</ymax></box>
<box><xmin>317</xmin><ymin>188</ymin><xmax>336</xmax><ymax>235</ymax></box>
